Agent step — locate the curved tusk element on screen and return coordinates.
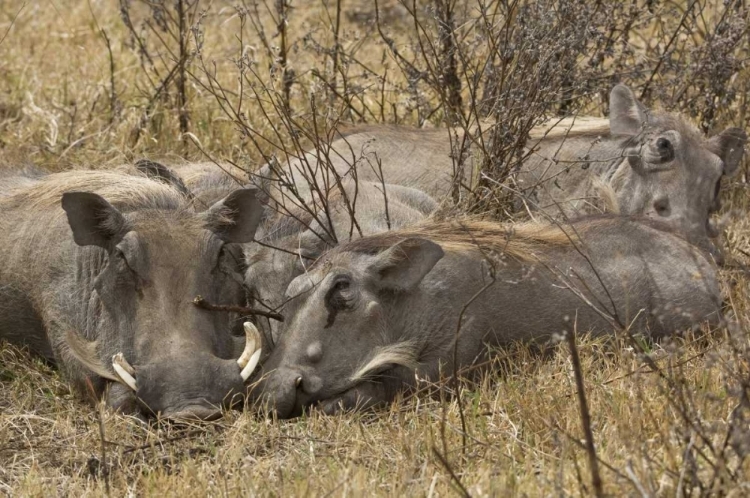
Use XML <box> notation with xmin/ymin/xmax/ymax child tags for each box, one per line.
<box><xmin>238</xmin><ymin>322</ymin><xmax>261</xmax><ymax>369</ymax></box>
<box><xmin>295</xmin><ymin>376</ymin><xmax>302</xmax><ymax>388</ymax></box>
<box><xmin>240</xmin><ymin>348</ymin><xmax>262</xmax><ymax>382</ymax></box>
<box><xmin>112</xmin><ymin>353</ymin><xmax>137</xmax><ymax>392</ymax></box>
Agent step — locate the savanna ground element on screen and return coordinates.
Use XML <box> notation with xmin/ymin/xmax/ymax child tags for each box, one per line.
<box><xmin>1</xmin><ymin>0</ymin><xmax>750</xmax><ymax>495</ymax></box>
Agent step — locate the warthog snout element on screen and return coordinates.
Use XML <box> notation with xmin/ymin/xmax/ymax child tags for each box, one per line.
<box><xmin>104</xmin><ymin>322</ymin><xmax>263</xmax><ymax>420</ymax></box>
<box><xmin>130</xmin><ymin>353</ymin><xmax>248</xmax><ymax>420</ymax></box>
<box><xmin>253</xmin><ymin>366</ymin><xmax>325</xmax><ymax>419</ymax></box>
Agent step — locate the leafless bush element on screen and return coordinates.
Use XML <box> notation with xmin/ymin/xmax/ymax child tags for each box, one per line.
<box><xmin>9</xmin><ymin>0</ymin><xmax>737</xmax><ymax>492</ymax></box>
<box><xmin>119</xmin><ymin>0</ymin><xmax>203</xmax><ymax>150</ymax></box>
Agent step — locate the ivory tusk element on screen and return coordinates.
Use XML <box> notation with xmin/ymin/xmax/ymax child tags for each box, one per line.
<box><xmin>295</xmin><ymin>376</ymin><xmax>302</xmax><ymax>388</ymax></box>
<box><xmin>240</xmin><ymin>349</ymin><xmax>262</xmax><ymax>382</ymax></box>
<box><xmin>112</xmin><ymin>353</ymin><xmax>137</xmax><ymax>391</ymax></box>
<box><xmin>238</xmin><ymin>322</ymin><xmax>261</xmax><ymax>369</ymax></box>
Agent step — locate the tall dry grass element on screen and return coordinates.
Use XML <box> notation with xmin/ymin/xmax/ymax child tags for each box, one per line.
<box><xmin>1</xmin><ymin>0</ymin><xmax>749</xmax><ymax>495</ymax></box>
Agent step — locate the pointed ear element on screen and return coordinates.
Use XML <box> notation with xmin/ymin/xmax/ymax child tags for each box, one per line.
<box><xmin>206</xmin><ymin>188</ymin><xmax>263</xmax><ymax>243</ymax></box>
<box><xmin>135</xmin><ymin>159</ymin><xmax>194</xmax><ymax>199</ymax></box>
<box><xmin>368</xmin><ymin>238</ymin><xmax>444</xmax><ymax>292</ymax></box>
<box><xmin>248</xmin><ymin>162</ymin><xmax>275</xmax><ymax>206</ymax></box>
<box><xmin>609</xmin><ymin>84</ymin><xmax>647</xmax><ymax>136</ymax></box>
<box><xmin>709</xmin><ymin>127</ymin><xmax>747</xmax><ymax>177</ymax></box>
<box><xmin>61</xmin><ymin>192</ymin><xmax>127</xmax><ymax>249</ymax></box>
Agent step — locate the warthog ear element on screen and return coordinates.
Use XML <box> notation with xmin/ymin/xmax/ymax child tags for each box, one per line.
<box><xmin>609</xmin><ymin>84</ymin><xmax>647</xmax><ymax>136</ymax></box>
<box><xmin>206</xmin><ymin>188</ymin><xmax>263</xmax><ymax>243</ymax></box>
<box><xmin>61</xmin><ymin>192</ymin><xmax>127</xmax><ymax>249</ymax></box>
<box><xmin>709</xmin><ymin>127</ymin><xmax>747</xmax><ymax>177</ymax></box>
<box><xmin>370</xmin><ymin>238</ymin><xmax>444</xmax><ymax>292</ymax></box>
<box><xmin>135</xmin><ymin>159</ymin><xmax>194</xmax><ymax>200</ymax></box>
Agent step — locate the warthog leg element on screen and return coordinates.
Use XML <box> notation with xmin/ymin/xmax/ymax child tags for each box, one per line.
<box><xmin>112</xmin><ymin>353</ymin><xmax>137</xmax><ymax>391</ymax></box>
<box><xmin>239</xmin><ymin>322</ymin><xmax>262</xmax><ymax>382</ymax></box>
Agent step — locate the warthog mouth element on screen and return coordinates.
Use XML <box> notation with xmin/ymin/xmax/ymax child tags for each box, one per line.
<box><xmin>158</xmin><ymin>403</ymin><xmax>225</xmax><ymax>421</ymax></box>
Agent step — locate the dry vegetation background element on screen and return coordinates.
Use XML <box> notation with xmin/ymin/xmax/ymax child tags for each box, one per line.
<box><xmin>1</xmin><ymin>0</ymin><xmax>750</xmax><ymax>495</ymax></box>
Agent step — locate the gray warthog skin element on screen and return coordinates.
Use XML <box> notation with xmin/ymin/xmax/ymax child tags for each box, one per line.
<box><xmin>253</xmin><ymin>217</ymin><xmax>722</xmax><ymax>418</ymax></box>
<box><xmin>245</xmin><ymin>179</ymin><xmax>438</xmax><ymax>344</ymax></box>
<box><xmin>261</xmin><ymin>85</ymin><xmax>746</xmax><ymax>253</ymax></box>
<box><xmin>0</xmin><ymin>170</ymin><xmax>263</xmax><ymax>419</ymax></box>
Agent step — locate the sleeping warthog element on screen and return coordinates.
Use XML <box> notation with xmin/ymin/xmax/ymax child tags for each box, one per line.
<box><xmin>261</xmin><ymin>85</ymin><xmax>746</xmax><ymax>254</ymax></box>
<box><xmin>0</xmin><ymin>171</ymin><xmax>264</xmax><ymax>419</ymax></box>
<box><xmin>253</xmin><ymin>217</ymin><xmax>722</xmax><ymax>418</ymax></box>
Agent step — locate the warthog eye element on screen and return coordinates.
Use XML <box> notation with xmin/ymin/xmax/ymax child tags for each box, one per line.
<box><xmin>654</xmin><ymin>136</ymin><xmax>674</xmax><ymax>162</ymax></box>
<box><xmin>323</xmin><ymin>276</ymin><xmax>354</xmax><ymax>328</ymax></box>
<box><xmin>113</xmin><ymin>249</ymin><xmax>136</xmax><ymax>275</ymax></box>
<box><xmin>103</xmin><ymin>248</ymin><xmax>142</xmax><ymax>294</ymax></box>
<box><xmin>656</xmin><ymin>137</ymin><xmax>670</xmax><ymax>150</ymax></box>
<box><xmin>217</xmin><ymin>245</ymin><xmax>247</xmax><ymax>285</ymax></box>
<box><xmin>326</xmin><ymin>277</ymin><xmax>353</xmax><ymax>312</ymax></box>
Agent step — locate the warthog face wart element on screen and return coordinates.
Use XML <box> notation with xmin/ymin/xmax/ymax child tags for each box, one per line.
<box><xmin>62</xmin><ymin>187</ymin><xmax>264</xmax><ymax>420</ymax></box>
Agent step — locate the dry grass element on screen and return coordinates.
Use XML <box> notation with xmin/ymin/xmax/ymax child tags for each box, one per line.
<box><xmin>1</xmin><ymin>0</ymin><xmax>750</xmax><ymax>496</ymax></box>
<box><xmin>3</xmin><ymin>317</ymin><xmax>750</xmax><ymax>496</ymax></box>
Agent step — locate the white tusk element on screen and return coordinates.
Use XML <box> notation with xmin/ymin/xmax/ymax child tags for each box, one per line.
<box><xmin>238</xmin><ymin>322</ymin><xmax>261</xmax><ymax>369</ymax></box>
<box><xmin>240</xmin><ymin>348</ymin><xmax>262</xmax><ymax>382</ymax></box>
<box><xmin>112</xmin><ymin>352</ymin><xmax>135</xmax><ymax>375</ymax></box>
<box><xmin>112</xmin><ymin>353</ymin><xmax>137</xmax><ymax>391</ymax></box>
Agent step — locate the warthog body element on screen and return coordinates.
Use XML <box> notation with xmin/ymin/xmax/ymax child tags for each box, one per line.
<box><xmin>245</xmin><ymin>179</ymin><xmax>438</xmax><ymax>343</ymax></box>
<box><xmin>254</xmin><ymin>217</ymin><xmax>721</xmax><ymax>418</ymax></box>
<box><xmin>263</xmin><ymin>85</ymin><xmax>746</xmax><ymax>253</ymax></box>
<box><xmin>0</xmin><ymin>170</ymin><xmax>264</xmax><ymax>419</ymax></box>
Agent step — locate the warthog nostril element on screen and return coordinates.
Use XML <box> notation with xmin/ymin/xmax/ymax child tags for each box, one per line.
<box><xmin>295</xmin><ymin>376</ymin><xmax>303</xmax><ymax>388</ymax></box>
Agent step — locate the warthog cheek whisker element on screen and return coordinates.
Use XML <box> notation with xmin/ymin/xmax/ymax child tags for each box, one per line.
<box><xmin>112</xmin><ymin>353</ymin><xmax>137</xmax><ymax>391</ymax></box>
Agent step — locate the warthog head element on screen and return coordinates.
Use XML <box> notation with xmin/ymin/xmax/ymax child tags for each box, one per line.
<box><xmin>62</xmin><ymin>188</ymin><xmax>264</xmax><ymax>420</ymax></box>
<box><xmin>609</xmin><ymin>84</ymin><xmax>746</xmax><ymax>252</ymax></box>
<box><xmin>252</xmin><ymin>238</ymin><xmax>443</xmax><ymax>418</ymax></box>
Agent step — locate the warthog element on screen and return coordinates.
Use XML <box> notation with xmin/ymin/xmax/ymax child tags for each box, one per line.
<box><xmin>0</xmin><ymin>170</ymin><xmax>264</xmax><ymax>419</ymax></box>
<box><xmin>245</xmin><ymin>179</ymin><xmax>438</xmax><ymax>343</ymax></box>
<box><xmin>253</xmin><ymin>217</ymin><xmax>722</xmax><ymax>418</ymax></box>
<box><xmin>260</xmin><ymin>85</ymin><xmax>746</xmax><ymax>254</ymax></box>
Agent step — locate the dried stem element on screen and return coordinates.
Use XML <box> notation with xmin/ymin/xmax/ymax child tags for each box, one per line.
<box><xmin>193</xmin><ymin>296</ymin><xmax>285</xmax><ymax>322</ymax></box>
